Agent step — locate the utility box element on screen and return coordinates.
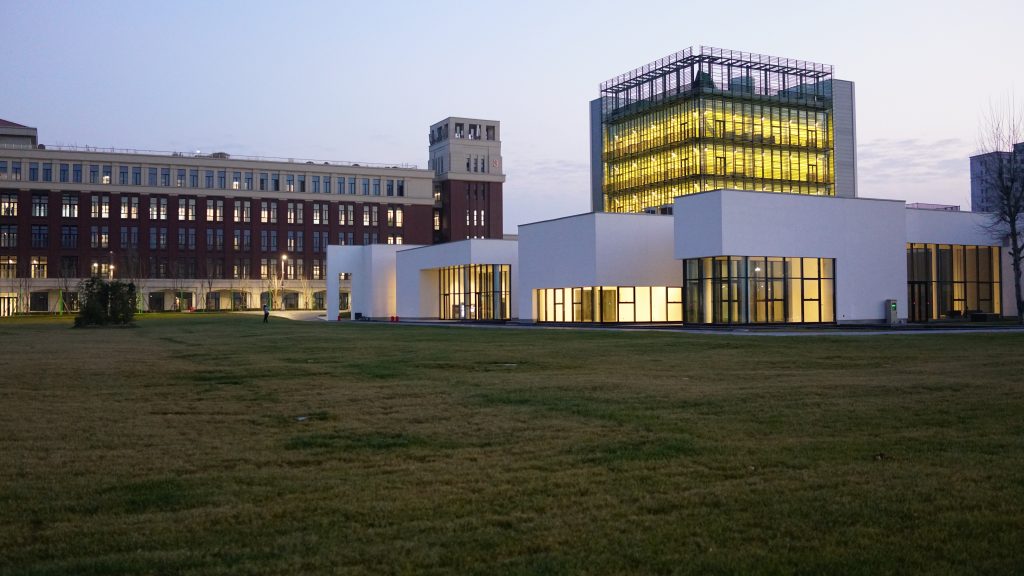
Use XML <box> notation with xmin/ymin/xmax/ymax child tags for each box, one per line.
<box><xmin>884</xmin><ymin>299</ymin><xmax>898</xmax><ymax>324</ymax></box>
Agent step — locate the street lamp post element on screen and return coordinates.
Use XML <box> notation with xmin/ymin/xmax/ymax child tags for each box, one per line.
<box><xmin>279</xmin><ymin>254</ymin><xmax>288</xmax><ymax>310</ymax></box>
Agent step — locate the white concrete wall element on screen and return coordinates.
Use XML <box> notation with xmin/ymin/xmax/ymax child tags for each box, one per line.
<box><xmin>518</xmin><ymin>212</ymin><xmax>677</xmax><ymax>322</ymax></box>
<box><xmin>396</xmin><ymin>239</ymin><xmax>519</xmax><ymax>319</ymax></box>
<box><xmin>675</xmin><ymin>190</ymin><xmax>907</xmax><ymax>322</ymax></box>
<box><xmin>326</xmin><ymin>245</ymin><xmax>421</xmax><ymax>321</ymax></box>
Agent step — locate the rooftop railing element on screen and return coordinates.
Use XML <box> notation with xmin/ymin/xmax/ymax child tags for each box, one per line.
<box><xmin>0</xmin><ymin>142</ymin><xmax>418</xmax><ymax>169</ymax></box>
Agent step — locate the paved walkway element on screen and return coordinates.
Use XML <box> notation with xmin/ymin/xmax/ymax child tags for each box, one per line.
<box><xmin>267</xmin><ymin>313</ymin><xmax>1024</xmax><ymax>337</ymax></box>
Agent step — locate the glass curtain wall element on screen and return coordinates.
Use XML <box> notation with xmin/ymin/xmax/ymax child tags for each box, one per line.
<box><xmin>536</xmin><ymin>286</ymin><xmax>683</xmax><ymax>323</ymax></box>
<box><xmin>906</xmin><ymin>243</ymin><xmax>1000</xmax><ymax>321</ymax></box>
<box><xmin>684</xmin><ymin>256</ymin><xmax>835</xmax><ymax>324</ymax></box>
<box><xmin>600</xmin><ymin>47</ymin><xmax>836</xmax><ymax>214</ymax></box>
<box><xmin>439</xmin><ymin>264</ymin><xmax>511</xmax><ymax>320</ymax></box>
<box><xmin>604</xmin><ymin>97</ymin><xmax>833</xmax><ymax>212</ymax></box>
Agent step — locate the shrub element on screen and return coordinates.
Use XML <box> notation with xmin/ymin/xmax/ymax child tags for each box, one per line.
<box><xmin>74</xmin><ymin>278</ymin><xmax>137</xmax><ymax>327</ymax></box>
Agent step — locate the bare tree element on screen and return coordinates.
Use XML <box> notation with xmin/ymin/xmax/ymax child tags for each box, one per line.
<box><xmin>977</xmin><ymin>98</ymin><xmax>1024</xmax><ymax>323</ymax></box>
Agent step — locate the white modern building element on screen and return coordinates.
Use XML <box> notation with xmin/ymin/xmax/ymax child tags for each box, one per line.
<box><xmin>327</xmin><ymin>189</ymin><xmax>1012</xmax><ymax>325</ymax></box>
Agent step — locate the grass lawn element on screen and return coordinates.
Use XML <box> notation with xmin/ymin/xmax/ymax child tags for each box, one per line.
<box><xmin>1</xmin><ymin>314</ymin><xmax>1023</xmax><ymax>575</ymax></box>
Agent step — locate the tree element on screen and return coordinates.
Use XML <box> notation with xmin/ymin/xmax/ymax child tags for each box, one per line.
<box><xmin>976</xmin><ymin>99</ymin><xmax>1024</xmax><ymax>323</ymax></box>
<box><xmin>75</xmin><ymin>277</ymin><xmax>137</xmax><ymax>327</ymax></box>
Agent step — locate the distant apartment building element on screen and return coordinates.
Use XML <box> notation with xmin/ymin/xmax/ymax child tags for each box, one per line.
<box><xmin>970</xmin><ymin>142</ymin><xmax>1024</xmax><ymax>212</ymax></box>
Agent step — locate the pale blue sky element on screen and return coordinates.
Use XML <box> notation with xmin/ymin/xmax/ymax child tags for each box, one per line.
<box><xmin>5</xmin><ymin>0</ymin><xmax>1023</xmax><ymax>232</ymax></box>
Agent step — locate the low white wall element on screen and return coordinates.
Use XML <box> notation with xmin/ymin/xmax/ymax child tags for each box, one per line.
<box><xmin>327</xmin><ymin>245</ymin><xmax>421</xmax><ymax>321</ymax></box>
<box><xmin>676</xmin><ymin>190</ymin><xmax>907</xmax><ymax>322</ymax></box>
<box><xmin>518</xmin><ymin>212</ymin><xmax>677</xmax><ymax>322</ymax></box>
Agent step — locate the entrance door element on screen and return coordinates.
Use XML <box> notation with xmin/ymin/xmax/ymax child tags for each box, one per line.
<box><xmin>908</xmin><ymin>282</ymin><xmax>929</xmax><ymax>322</ymax></box>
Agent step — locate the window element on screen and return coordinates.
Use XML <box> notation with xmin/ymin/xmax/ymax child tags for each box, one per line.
<box><xmin>120</xmin><ymin>166</ymin><xmax>129</xmax><ymax>185</ymax></box>
<box><xmin>72</xmin><ymin>164</ymin><xmax>82</xmax><ymax>183</ymax></box>
<box><xmin>373</xmin><ymin>179</ymin><xmax>381</xmax><ymax>196</ymax></box>
<box><xmin>232</xmin><ymin>172</ymin><xmax>241</xmax><ymax>190</ymax></box>
<box><xmin>177</xmin><ymin>228</ymin><xmax>195</xmax><ymax>250</ymax></box>
<box><xmin>260</xmin><ymin>230</ymin><xmax>278</xmax><ymax>251</ymax></box>
<box><xmin>233</xmin><ymin>258</ymin><xmax>250</xmax><ymax>279</ymax></box>
<box><xmin>272</xmin><ymin>173</ymin><xmax>280</xmax><ymax>191</ymax></box>
<box><xmin>338</xmin><ymin>204</ymin><xmax>352</xmax><ymax>226</ymax></box>
<box><xmin>298</xmin><ymin>175</ymin><xmax>305</xmax><ymax>193</ymax></box>
<box><xmin>32</xmin><ymin>225</ymin><xmax>48</xmax><ymax>248</ymax></box>
<box><xmin>312</xmin><ymin>231</ymin><xmax>328</xmax><ymax>253</ymax></box>
<box><xmin>0</xmin><ymin>256</ymin><xmax>16</xmax><ymax>279</ymax></box>
<box><xmin>233</xmin><ymin>200</ymin><xmax>251</xmax><ymax>223</ymax></box>
<box><xmin>205</xmin><ymin>228</ymin><xmax>223</xmax><ymax>250</ymax></box>
<box><xmin>149</xmin><ymin>197</ymin><xmax>168</xmax><ymax>220</ymax></box>
<box><xmin>259</xmin><ymin>258</ymin><xmax>278</xmax><ymax>280</ymax></box>
<box><xmin>190</xmin><ymin>169</ymin><xmax>199</xmax><ymax>187</ymax></box>
<box><xmin>397</xmin><ymin>180</ymin><xmax>405</xmax><ymax>197</ymax></box>
<box><xmin>205</xmin><ymin>170</ymin><xmax>214</xmax><ymax>188</ymax></box>
<box><xmin>486</xmin><ymin>125</ymin><xmax>495</xmax><ymax>140</ymax></box>
<box><xmin>121</xmin><ymin>196</ymin><xmax>139</xmax><ymax>219</ymax></box>
<box><xmin>286</xmin><ymin>174</ymin><xmax>295</xmax><ymax>192</ymax></box>
<box><xmin>0</xmin><ymin>225</ymin><xmax>16</xmax><ymax>248</ymax></box>
<box><xmin>90</xmin><ymin>225</ymin><xmax>109</xmax><ymax>249</ymax></box>
<box><xmin>178</xmin><ymin>197</ymin><xmax>197</xmax><ymax>221</ymax></box>
<box><xmin>386</xmin><ymin>179</ymin><xmax>394</xmax><ymax>196</ymax></box>
<box><xmin>287</xmin><ymin>202</ymin><xmax>304</xmax><ymax>224</ymax></box>
<box><xmin>1</xmin><ymin>193</ymin><xmax>17</xmax><ymax>216</ymax></box>
<box><xmin>312</xmin><ymin>203</ymin><xmax>328</xmax><ymax>225</ymax></box>
<box><xmin>42</xmin><ymin>163</ymin><xmax>53</xmax><ymax>182</ymax></box>
<box><xmin>102</xmin><ymin>165</ymin><xmax>112</xmax><ymax>184</ymax></box>
<box><xmin>177</xmin><ymin>169</ymin><xmax>186</xmax><ymax>187</ymax></box>
<box><xmin>148</xmin><ymin>167</ymin><xmax>157</xmax><ymax>186</ymax></box>
<box><xmin>91</xmin><ymin>195</ymin><xmax>110</xmax><ymax>218</ymax></box>
<box><xmin>206</xmin><ymin>199</ymin><xmax>224</xmax><ymax>222</ymax></box>
<box><xmin>348</xmin><ymin>179</ymin><xmax>356</xmax><ymax>195</ymax></box>
<box><xmin>323</xmin><ymin>176</ymin><xmax>331</xmax><ymax>194</ymax></box>
<box><xmin>233</xmin><ymin>229</ymin><xmax>251</xmax><ymax>251</ymax></box>
<box><xmin>218</xmin><ymin>171</ymin><xmax>226</xmax><ymax>189</ymax></box>
<box><xmin>438</xmin><ymin>264</ymin><xmax>511</xmax><ymax>320</ymax></box>
<box><xmin>32</xmin><ymin>195</ymin><xmax>48</xmax><ymax>217</ymax></box>
<box><xmin>311</xmin><ymin>176</ymin><xmax>320</xmax><ymax>194</ymax></box>
<box><xmin>361</xmin><ymin>178</ymin><xmax>369</xmax><ymax>195</ymax></box>
<box><xmin>11</xmin><ymin>161</ymin><xmax>21</xmax><ymax>181</ymax></box>
<box><xmin>29</xmin><ymin>162</ymin><xmax>39</xmax><ymax>181</ymax></box>
<box><xmin>287</xmin><ymin>230</ymin><xmax>303</xmax><ymax>252</ymax></box>
<box><xmin>244</xmin><ymin>172</ymin><xmax>253</xmax><ymax>190</ymax></box>
<box><xmin>61</xmin><ymin>194</ymin><xmax>78</xmax><ymax>218</ymax></box>
<box><xmin>260</xmin><ymin>201</ymin><xmax>277</xmax><ymax>223</ymax></box>
<box><xmin>31</xmin><ymin>256</ymin><xmax>47</xmax><ymax>279</ymax></box>
<box><xmin>149</xmin><ymin>227</ymin><xmax>168</xmax><ymax>250</ymax></box>
<box><xmin>362</xmin><ymin>206</ymin><xmax>370</xmax><ymax>226</ymax></box>
<box><xmin>362</xmin><ymin>232</ymin><xmax>369</xmax><ymax>245</ymax></box>
<box><xmin>61</xmin><ymin>225</ymin><xmax>78</xmax><ymax>248</ymax></box>
<box><xmin>312</xmin><ymin>259</ymin><xmax>322</xmax><ymax>280</ymax></box>
<box><xmin>259</xmin><ymin>172</ymin><xmax>268</xmax><ymax>191</ymax></box>
<box><xmin>161</xmin><ymin>168</ymin><xmax>171</xmax><ymax>187</ymax></box>
<box><xmin>120</xmin><ymin>226</ymin><xmax>138</xmax><ymax>248</ymax></box>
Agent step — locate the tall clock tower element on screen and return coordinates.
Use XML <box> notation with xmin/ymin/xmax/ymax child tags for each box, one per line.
<box><xmin>427</xmin><ymin>117</ymin><xmax>505</xmax><ymax>243</ymax></box>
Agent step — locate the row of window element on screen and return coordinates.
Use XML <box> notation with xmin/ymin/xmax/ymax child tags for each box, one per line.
<box><xmin>0</xmin><ymin>193</ymin><xmax>404</xmax><ymax>227</ymax></box>
<box><xmin>0</xmin><ymin>224</ymin><xmax>401</xmax><ymax>252</ymax></box>
<box><xmin>0</xmin><ymin>160</ymin><xmax>405</xmax><ymax>196</ymax></box>
<box><xmin>0</xmin><ymin>254</ymin><xmax>330</xmax><ymax>281</ymax></box>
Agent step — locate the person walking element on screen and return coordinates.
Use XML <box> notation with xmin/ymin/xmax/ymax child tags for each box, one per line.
<box><xmin>262</xmin><ymin>303</ymin><xmax>270</xmax><ymax>323</ymax></box>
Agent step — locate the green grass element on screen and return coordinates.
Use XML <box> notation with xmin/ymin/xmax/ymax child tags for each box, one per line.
<box><xmin>1</xmin><ymin>314</ymin><xmax>1023</xmax><ymax>575</ymax></box>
